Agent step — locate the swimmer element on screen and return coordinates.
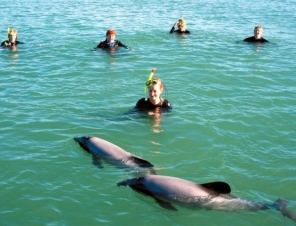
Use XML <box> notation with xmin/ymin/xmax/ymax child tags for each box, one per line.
<box><xmin>170</xmin><ymin>16</ymin><xmax>190</xmax><ymax>34</ymax></box>
<box><xmin>244</xmin><ymin>25</ymin><xmax>269</xmax><ymax>43</ymax></box>
<box><xmin>1</xmin><ymin>25</ymin><xmax>24</xmax><ymax>47</ymax></box>
<box><xmin>136</xmin><ymin>76</ymin><xmax>171</xmax><ymax>109</ymax></box>
<box><xmin>97</xmin><ymin>29</ymin><xmax>131</xmax><ymax>49</ymax></box>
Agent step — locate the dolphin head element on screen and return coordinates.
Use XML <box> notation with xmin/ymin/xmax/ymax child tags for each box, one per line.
<box><xmin>74</xmin><ymin>136</ymin><xmax>92</xmax><ymax>153</ymax></box>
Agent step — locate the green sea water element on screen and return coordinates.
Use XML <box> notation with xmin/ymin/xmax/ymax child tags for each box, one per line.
<box><xmin>1</xmin><ymin>0</ymin><xmax>296</xmax><ymax>225</ymax></box>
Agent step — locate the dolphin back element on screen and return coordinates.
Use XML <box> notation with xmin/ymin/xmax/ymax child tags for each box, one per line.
<box><xmin>74</xmin><ymin>136</ymin><xmax>132</xmax><ymax>159</ymax></box>
<box><xmin>118</xmin><ymin>175</ymin><xmax>231</xmax><ymax>196</ymax></box>
<box><xmin>74</xmin><ymin>136</ymin><xmax>154</xmax><ymax>169</ymax></box>
<box><xmin>117</xmin><ymin>175</ymin><xmax>232</xmax><ymax>211</ymax></box>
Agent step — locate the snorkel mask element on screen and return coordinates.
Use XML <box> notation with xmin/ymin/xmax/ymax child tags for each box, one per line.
<box><xmin>145</xmin><ymin>79</ymin><xmax>159</xmax><ymax>87</ymax></box>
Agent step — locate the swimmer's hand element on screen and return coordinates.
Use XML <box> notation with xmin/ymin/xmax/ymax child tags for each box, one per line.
<box><xmin>125</xmin><ymin>46</ymin><xmax>134</xmax><ymax>51</ymax></box>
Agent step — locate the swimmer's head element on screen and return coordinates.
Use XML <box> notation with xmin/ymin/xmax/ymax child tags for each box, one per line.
<box><xmin>106</xmin><ymin>29</ymin><xmax>116</xmax><ymax>36</ymax></box>
<box><xmin>254</xmin><ymin>25</ymin><xmax>263</xmax><ymax>39</ymax></box>
<box><xmin>177</xmin><ymin>16</ymin><xmax>186</xmax><ymax>30</ymax></box>
<box><xmin>146</xmin><ymin>77</ymin><xmax>165</xmax><ymax>102</ymax></box>
<box><xmin>8</xmin><ymin>29</ymin><xmax>18</xmax><ymax>43</ymax></box>
<box><xmin>106</xmin><ymin>29</ymin><xmax>116</xmax><ymax>42</ymax></box>
<box><xmin>146</xmin><ymin>77</ymin><xmax>164</xmax><ymax>91</ymax></box>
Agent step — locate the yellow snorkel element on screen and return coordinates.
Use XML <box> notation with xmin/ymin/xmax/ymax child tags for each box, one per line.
<box><xmin>7</xmin><ymin>25</ymin><xmax>10</xmax><ymax>39</ymax></box>
<box><xmin>6</xmin><ymin>25</ymin><xmax>17</xmax><ymax>40</ymax></box>
<box><xmin>144</xmin><ymin>68</ymin><xmax>156</xmax><ymax>93</ymax></box>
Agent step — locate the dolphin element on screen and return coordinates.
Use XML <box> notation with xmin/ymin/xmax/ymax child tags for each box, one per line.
<box><xmin>117</xmin><ymin>175</ymin><xmax>296</xmax><ymax>222</ymax></box>
<box><xmin>74</xmin><ymin>136</ymin><xmax>155</xmax><ymax>171</ymax></box>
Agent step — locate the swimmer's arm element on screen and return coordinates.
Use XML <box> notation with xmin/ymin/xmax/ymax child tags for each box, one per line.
<box><xmin>243</xmin><ymin>37</ymin><xmax>250</xmax><ymax>42</ymax></box>
<box><xmin>262</xmin><ymin>38</ymin><xmax>269</xmax><ymax>42</ymax></box>
<box><xmin>136</xmin><ymin>98</ymin><xmax>146</xmax><ymax>108</ymax></box>
<box><xmin>170</xmin><ymin>21</ymin><xmax>179</xmax><ymax>33</ymax></box>
<box><xmin>170</xmin><ymin>25</ymin><xmax>175</xmax><ymax>33</ymax></box>
<box><xmin>1</xmin><ymin>41</ymin><xmax>9</xmax><ymax>46</ymax></box>
<box><xmin>97</xmin><ymin>42</ymin><xmax>103</xmax><ymax>48</ymax></box>
<box><xmin>118</xmin><ymin>41</ymin><xmax>133</xmax><ymax>50</ymax></box>
<box><xmin>163</xmin><ymin>99</ymin><xmax>171</xmax><ymax>108</ymax></box>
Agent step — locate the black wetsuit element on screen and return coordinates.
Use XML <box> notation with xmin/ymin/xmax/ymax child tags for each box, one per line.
<box><xmin>1</xmin><ymin>40</ymin><xmax>22</xmax><ymax>46</ymax></box>
<box><xmin>170</xmin><ymin>26</ymin><xmax>190</xmax><ymax>34</ymax></box>
<box><xmin>243</xmin><ymin>36</ymin><xmax>269</xmax><ymax>43</ymax></box>
<box><xmin>97</xmin><ymin>39</ymin><xmax>129</xmax><ymax>49</ymax></box>
<box><xmin>136</xmin><ymin>98</ymin><xmax>171</xmax><ymax>109</ymax></box>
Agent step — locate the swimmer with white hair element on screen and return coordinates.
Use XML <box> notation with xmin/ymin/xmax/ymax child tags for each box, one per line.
<box><xmin>244</xmin><ymin>25</ymin><xmax>269</xmax><ymax>43</ymax></box>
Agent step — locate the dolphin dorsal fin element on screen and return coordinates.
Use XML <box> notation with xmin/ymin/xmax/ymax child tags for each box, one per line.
<box><xmin>200</xmin><ymin>181</ymin><xmax>231</xmax><ymax>194</ymax></box>
<box><xmin>130</xmin><ymin>155</ymin><xmax>154</xmax><ymax>168</ymax></box>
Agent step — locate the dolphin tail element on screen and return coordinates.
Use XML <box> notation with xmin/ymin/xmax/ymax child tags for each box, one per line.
<box><xmin>273</xmin><ymin>198</ymin><xmax>296</xmax><ymax>222</ymax></box>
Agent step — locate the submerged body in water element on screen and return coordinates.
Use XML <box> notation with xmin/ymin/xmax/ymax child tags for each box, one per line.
<box><xmin>74</xmin><ymin>136</ymin><xmax>155</xmax><ymax>175</ymax></box>
<box><xmin>118</xmin><ymin>175</ymin><xmax>296</xmax><ymax>222</ymax></box>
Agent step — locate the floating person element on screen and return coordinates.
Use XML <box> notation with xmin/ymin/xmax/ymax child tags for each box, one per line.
<box><xmin>170</xmin><ymin>16</ymin><xmax>190</xmax><ymax>34</ymax></box>
<box><xmin>244</xmin><ymin>25</ymin><xmax>269</xmax><ymax>43</ymax></box>
<box><xmin>1</xmin><ymin>25</ymin><xmax>24</xmax><ymax>47</ymax></box>
<box><xmin>118</xmin><ymin>174</ymin><xmax>296</xmax><ymax>223</ymax></box>
<box><xmin>96</xmin><ymin>29</ymin><xmax>132</xmax><ymax>50</ymax></box>
<box><xmin>136</xmin><ymin>68</ymin><xmax>171</xmax><ymax>109</ymax></box>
